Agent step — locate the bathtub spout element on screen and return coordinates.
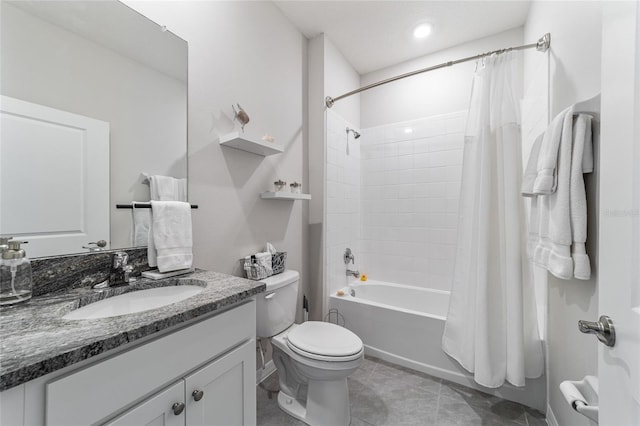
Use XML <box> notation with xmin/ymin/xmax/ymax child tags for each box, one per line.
<box><xmin>346</xmin><ymin>269</ymin><xmax>360</xmax><ymax>278</ymax></box>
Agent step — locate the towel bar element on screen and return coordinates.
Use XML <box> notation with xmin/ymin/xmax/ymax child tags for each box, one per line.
<box><xmin>116</xmin><ymin>203</ymin><xmax>198</xmax><ymax>209</ymax></box>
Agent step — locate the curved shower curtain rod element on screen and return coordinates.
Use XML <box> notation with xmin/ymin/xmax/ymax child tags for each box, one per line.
<box><xmin>325</xmin><ymin>33</ymin><xmax>551</xmax><ymax>108</ymax></box>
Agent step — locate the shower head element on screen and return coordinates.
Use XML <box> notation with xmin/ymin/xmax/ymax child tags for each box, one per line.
<box><xmin>346</xmin><ymin>127</ymin><xmax>361</xmax><ymax>140</ymax></box>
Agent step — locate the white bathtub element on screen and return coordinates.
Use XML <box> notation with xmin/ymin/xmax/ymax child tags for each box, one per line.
<box><xmin>329</xmin><ymin>279</ymin><xmax>545</xmax><ymax>411</ymax></box>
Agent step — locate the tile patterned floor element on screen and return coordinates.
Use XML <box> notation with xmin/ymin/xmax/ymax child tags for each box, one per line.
<box><xmin>257</xmin><ymin>356</ymin><xmax>547</xmax><ymax>426</ymax></box>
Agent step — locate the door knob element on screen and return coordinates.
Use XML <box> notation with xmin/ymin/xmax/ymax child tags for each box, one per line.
<box><xmin>578</xmin><ymin>315</ymin><xmax>615</xmax><ymax>347</ymax></box>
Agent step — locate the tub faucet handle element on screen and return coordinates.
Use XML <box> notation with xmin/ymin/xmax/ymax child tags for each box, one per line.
<box><xmin>344</xmin><ymin>248</ymin><xmax>355</xmax><ymax>265</ymax></box>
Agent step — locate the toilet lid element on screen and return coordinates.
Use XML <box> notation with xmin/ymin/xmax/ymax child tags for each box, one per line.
<box><xmin>286</xmin><ymin>322</ymin><xmax>363</xmax><ymax>359</ymax></box>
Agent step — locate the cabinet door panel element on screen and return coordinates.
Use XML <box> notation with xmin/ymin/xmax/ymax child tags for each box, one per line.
<box><xmin>105</xmin><ymin>380</ymin><xmax>184</xmax><ymax>426</ymax></box>
<box><xmin>185</xmin><ymin>341</ymin><xmax>256</xmax><ymax>426</ymax></box>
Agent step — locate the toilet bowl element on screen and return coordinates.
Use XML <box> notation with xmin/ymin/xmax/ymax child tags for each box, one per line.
<box><xmin>256</xmin><ymin>271</ymin><xmax>363</xmax><ymax>426</ymax></box>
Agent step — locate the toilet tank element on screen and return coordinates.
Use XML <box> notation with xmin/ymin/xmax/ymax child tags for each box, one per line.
<box><xmin>256</xmin><ymin>270</ymin><xmax>299</xmax><ymax>338</ymax></box>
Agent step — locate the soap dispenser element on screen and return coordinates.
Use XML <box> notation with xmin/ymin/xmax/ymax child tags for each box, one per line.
<box><xmin>0</xmin><ymin>239</ymin><xmax>32</xmax><ymax>305</ymax></box>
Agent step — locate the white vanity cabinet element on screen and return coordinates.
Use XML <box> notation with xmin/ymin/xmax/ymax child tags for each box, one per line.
<box><xmin>107</xmin><ymin>341</ymin><xmax>255</xmax><ymax>426</ymax></box>
<box><xmin>1</xmin><ymin>299</ymin><xmax>257</xmax><ymax>426</ymax></box>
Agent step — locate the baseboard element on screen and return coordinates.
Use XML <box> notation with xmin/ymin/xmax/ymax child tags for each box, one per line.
<box><xmin>546</xmin><ymin>404</ymin><xmax>558</xmax><ymax>426</ymax></box>
<box><xmin>256</xmin><ymin>360</ymin><xmax>276</xmax><ymax>384</ymax></box>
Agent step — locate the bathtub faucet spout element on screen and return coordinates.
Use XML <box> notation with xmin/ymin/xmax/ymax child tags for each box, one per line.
<box><xmin>346</xmin><ymin>269</ymin><xmax>360</xmax><ymax>278</ymax></box>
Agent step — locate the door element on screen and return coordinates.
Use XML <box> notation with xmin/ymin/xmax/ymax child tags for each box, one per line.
<box><xmin>598</xmin><ymin>2</ymin><xmax>640</xmax><ymax>425</ymax></box>
<box><xmin>0</xmin><ymin>96</ymin><xmax>109</xmax><ymax>257</ymax></box>
<box><xmin>184</xmin><ymin>341</ymin><xmax>256</xmax><ymax>426</ymax></box>
<box><xmin>105</xmin><ymin>380</ymin><xmax>185</xmax><ymax>426</ymax></box>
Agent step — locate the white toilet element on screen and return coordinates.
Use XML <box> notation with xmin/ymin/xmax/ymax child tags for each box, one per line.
<box><xmin>257</xmin><ymin>270</ymin><xmax>363</xmax><ymax>426</ymax></box>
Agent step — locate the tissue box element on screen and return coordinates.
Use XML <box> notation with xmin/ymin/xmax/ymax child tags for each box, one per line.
<box><xmin>271</xmin><ymin>252</ymin><xmax>287</xmax><ymax>275</ymax></box>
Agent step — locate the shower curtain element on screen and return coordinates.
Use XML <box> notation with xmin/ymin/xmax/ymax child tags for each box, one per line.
<box><xmin>441</xmin><ymin>51</ymin><xmax>544</xmax><ymax>388</ymax></box>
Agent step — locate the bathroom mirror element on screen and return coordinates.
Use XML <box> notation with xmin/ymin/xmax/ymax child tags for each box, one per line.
<box><xmin>0</xmin><ymin>0</ymin><xmax>187</xmax><ymax>258</ymax></box>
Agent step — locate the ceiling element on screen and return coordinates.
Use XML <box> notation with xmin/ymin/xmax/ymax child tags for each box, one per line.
<box><xmin>273</xmin><ymin>1</ymin><xmax>531</xmax><ymax>75</ymax></box>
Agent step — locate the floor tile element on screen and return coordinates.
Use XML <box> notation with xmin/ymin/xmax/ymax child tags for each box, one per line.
<box><xmin>349</xmin><ymin>416</ymin><xmax>376</xmax><ymax>426</ymax></box>
<box><xmin>439</xmin><ymin>380</ymin><xmax>502</xmax><ymax>408</ymax></box>
<box><xmin>436</xmin><ymin>397</ymin><xmax>524</xmax><ymax>426</ymax></box>
<box><xmin>524</xmin><ymin>406</ymin><xmax>547</xmax><ymax>426</ymax></box>
<box><xmin>368</xmin><ymin>358</ymin><xmax>442</xmax><ymax>396</ymax></box>
<box><xmin>348</xmin><ymin>376</ymin><xmax>392</xmax><ymax>426</ymax></box>
<box><xmin>257</xmin><ymin>356</ymin><xmax>545</xmax><ymax>426</ymax></box>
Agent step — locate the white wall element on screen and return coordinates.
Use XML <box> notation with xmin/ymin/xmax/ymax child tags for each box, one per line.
<box><xmin>1</xmin><ymin>2</ymin><xmax>187</xmax><ymax>251</ymax></box>
<box><xmin>361</xmin><ymin>27</ymin><xmax>523</xmax><ymax>128</ymax></box>
<box><xmin>525</xmin><ymin>2</ymin><xmax>602</xmax><ymax>425</ymax></box>
<box><xmin>124</xmin><ymin>1</ymin><xmax>309</xmax><ymax>319</ymax></box>
<box><xmin>359</xmin><ymin>112</ymin><xmax>464</xmax><ymax>290</ymax></box>
<box><xmin>308</xmin><ymin>34</ymin><xmax>361</xmax><ymax>316</ymax></box>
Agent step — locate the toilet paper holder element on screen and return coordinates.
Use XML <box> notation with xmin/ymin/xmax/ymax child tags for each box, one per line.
<box><xmin>560</xmin><ymin>375</ymin><xmax>599</xmax><ymax>423</ymax></box>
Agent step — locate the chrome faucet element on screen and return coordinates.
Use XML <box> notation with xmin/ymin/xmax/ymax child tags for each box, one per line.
<box><xmin>344</xmin><ymin>248</ymin><xmax>359</xmax><ymax>278</ymax></box>
<box><xmin>346</xmin><ymin>269</ymin><xmax>360</xmax><ymax>278</ymax></box>
<box><xmin>110</xmin><ymin>251</ymin><xmax>133</xmax><ymax>285</ymax></box>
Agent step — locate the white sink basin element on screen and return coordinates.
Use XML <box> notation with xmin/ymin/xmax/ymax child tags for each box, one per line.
<box><xmin>63</xmin><ymin>285</ymin><xmax>204</xmax><ymax>320</ymax></box>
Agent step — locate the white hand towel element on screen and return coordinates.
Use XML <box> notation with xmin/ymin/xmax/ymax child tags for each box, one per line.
<box><xmin>533</xmin><ymin>105</ymin><xmax>574</xmax><ymax>194</ymax></box>
<box><xmin>131</xmin><ymin>202</ymin><xmax>151</xmax><ymax>246</ymax></box>
<box><xmin>150</xmin><ymin>201</ymin><xmax>193</xmax><ymax>272</ymax></box>
<box><xmin>570</xmin><ymin>114</ymin><xmax>593</xmax><ymax>279</ymax></box>
<box><xmin>148</xmin><ymin>175</ymin><xmax>187</xmax><ymax>201</ymax></box>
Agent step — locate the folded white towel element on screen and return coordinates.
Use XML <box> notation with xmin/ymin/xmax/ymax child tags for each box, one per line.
<box><xmin>570</xmin><ymin>114</ymin><xmax>592</xmax><ymax>279</ymax></box>
<box><xmin>149</xmin><ymin>201</ymin><xmax>193</xmax><ymax>273</ymax></box>
<box><xmin>131</xmin><ymin>202</ymin><xmax>151</xmax><ymax>246</ymax></box>
<box><xmin>533</xmin><ymin>106</ymin><xmax>575</xmax><ymax>278</ymax></box>
<box><xmin>147</xmin><ymin>210</ymin><xmax>157</xmax><ymax>268</ymax></box>
<box><xmin>148</xmin><ymin>175</ymin><xmax>187</xmax><ymax>201</ymax></box>
<box><xmin>527</xmin><ymin>112</ymin><xmax>594</xmax><ymax>280</ymax></box>
<box><xmin>533</xmin><ymin>105</ymin><xmax>574</xmax><ymax>194</ymax></box>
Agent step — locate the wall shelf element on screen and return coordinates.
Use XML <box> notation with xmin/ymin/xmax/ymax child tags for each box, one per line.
<box><xmin>219</xmin><ymin>132</ymin><xmax>283</xmax><ymax>156</ymax></box>
<box><xmin>260</xmin><ymin>192</ymin><xmax>311</xmax><ymax>200</ymax></box>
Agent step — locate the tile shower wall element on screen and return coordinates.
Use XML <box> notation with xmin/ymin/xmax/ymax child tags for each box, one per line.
<box><xmin>360</xmin><ymin>112</ymin><xmax>465</xmax><ymax>291</ymax></box>
<box><xmin>325</xmin><ymin>109</ymin><xmax>361</xmax><ymax>300</ymax></box>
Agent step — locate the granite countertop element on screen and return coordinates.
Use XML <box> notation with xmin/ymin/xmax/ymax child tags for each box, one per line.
<box><xmin>0</xmin><ymin>270</ymin><xmax>265</xmax><ymax>391</ymax></box>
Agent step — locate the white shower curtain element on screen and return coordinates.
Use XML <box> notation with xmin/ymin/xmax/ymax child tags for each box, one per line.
<box><xmin>441</xmin><ymin>52</ymin><xmax>544</xmax><ymax>388</ymax></box>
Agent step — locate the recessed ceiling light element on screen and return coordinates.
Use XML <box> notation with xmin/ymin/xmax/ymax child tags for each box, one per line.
<box><xmin>404</xmin><ymin>127</ymin><xmax>413</xmax><ymax>134</ymax></box>
<box><xmin>413</xmin><ymin>23</ymin><xmax>432</xmax><ymax>40</ymax></box>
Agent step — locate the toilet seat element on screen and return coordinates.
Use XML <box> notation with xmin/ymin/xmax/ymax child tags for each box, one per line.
<box><xmin>286</xmin><ymin>322</ymin><xmax>363</xmax><ymax>362</ymax></box>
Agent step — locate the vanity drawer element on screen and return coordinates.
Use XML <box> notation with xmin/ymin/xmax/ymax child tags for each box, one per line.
<box><xmin>45</xmin><ymin>300</ymin><xmax>255</xmax><ymax>426</ymax></box>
